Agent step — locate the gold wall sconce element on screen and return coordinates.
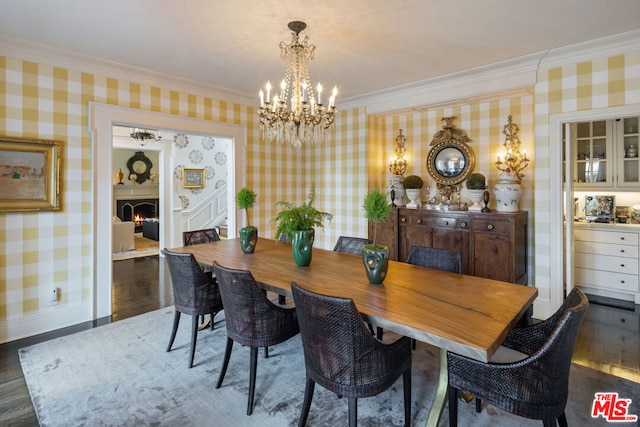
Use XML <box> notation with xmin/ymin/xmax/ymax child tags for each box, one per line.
<box><xmin>389</xmin><ymin>129</ymin><xmax>407</xmax><ymax>177</ymax></box>
<box><xmin>495</xmin><ymin>115</ymin><xmax>529</xmax><ymax>183</ymax></box>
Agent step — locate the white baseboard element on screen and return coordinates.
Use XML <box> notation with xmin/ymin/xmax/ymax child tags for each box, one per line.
<box><xmin>0</xmin><ymin>304</ymin><xmax>93</xmax><ymax>344</ymax></box>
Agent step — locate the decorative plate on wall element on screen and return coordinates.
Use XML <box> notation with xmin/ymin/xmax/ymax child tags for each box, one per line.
<box><xmin>173</xmin><ymin>164</ymin><xmax>185</xmax><ymax>180</ymax></box>
<box><xmin>189</xmin><ymin>149</ymin><xmax>203</xmax><ymax>164</ymax></box>
<box><xmin>215</xmin><ymin>151</ymin><xmax>227</xmax><ymax>166</ymax></box>
<box><xmin>202</xmin><ymin>136</ymin><xmax>215</xmax><ymax>151</ymax></box>
<box><xmin>173</xmin><ymin>133</ymin><xmax>189</xmax><ymax>149</ymax></box>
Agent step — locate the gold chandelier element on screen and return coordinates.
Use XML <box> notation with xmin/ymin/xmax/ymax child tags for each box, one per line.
<box><xmin>130</xmin><ymin>128</ymin><xmax>161</xmax><ymax>146</ymax></box>
<box><xmin>258</xmin><ymin>21</ymin><xmax>338</xmax><ymax>147</ymax></box>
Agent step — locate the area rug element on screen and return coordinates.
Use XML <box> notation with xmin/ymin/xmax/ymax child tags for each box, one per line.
<box><xmin>112</xmin><ymin>234</ymin><xmax>159</xmax><ymax>261</ymax></box>
<box><xmin>19</xmin><ymin>308</ymin><xmax>639</xmax><ymax>426</ymax></box>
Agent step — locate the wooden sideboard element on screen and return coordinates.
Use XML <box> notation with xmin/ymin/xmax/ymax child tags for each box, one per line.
<box><xmin>369</xmin><ymin>208</ymin><xmax>528</xmax><ymax>285</ymax></box>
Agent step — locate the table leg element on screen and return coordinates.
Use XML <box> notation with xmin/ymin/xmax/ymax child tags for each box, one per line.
<box><xmin>426</xmin><ymin>347</ymin><xmax>448</xmax><ymax>427</ymax></box>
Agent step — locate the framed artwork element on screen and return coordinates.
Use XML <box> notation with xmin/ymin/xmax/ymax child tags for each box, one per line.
<box><xmin>183</xmin><ymin>168</ymin><xmax>205</xmax><ymax>188</ymax></box>
<box><xmin>0</xmin><ymin>136</ymin><xmax>62</xmax><ymax>212</ymax></box>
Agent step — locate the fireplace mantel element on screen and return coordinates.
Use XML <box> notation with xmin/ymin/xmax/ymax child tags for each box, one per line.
<box><xmin>113</xmin><ymin>184</ymin><xmax>159</xmax><ymax>200</ymax></box>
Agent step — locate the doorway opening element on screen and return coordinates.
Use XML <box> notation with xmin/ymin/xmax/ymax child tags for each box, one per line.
<box><xmin>90</xmin><ymin>102</ymin><xmax>246</xmax><ymax>320</ymax></box>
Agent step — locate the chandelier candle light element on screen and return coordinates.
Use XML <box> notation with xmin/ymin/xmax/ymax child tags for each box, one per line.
<box><xmin>258</xmin><ymin>21</ymin><xmax>338</xmax><ymax>147</ymax></box>
<box><xmin>130</xmin><ymin>129</ymin><xmax>161</xmax><ymax>147</ymax></box>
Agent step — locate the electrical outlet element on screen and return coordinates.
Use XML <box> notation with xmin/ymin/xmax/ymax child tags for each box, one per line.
<box><xmin>50</xmin><ymin>288</ymin><xmax>58</xmax><ymax>306</ymax></box>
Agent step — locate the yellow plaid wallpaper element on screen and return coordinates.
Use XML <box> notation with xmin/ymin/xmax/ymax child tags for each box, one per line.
<box><xmin>533</xmin><ymin>52</ymin><xmax>640</xmax><ymax>308</ymax></box>
<box><xmin>0</xmin><ymin>54</ymin><xmax>372</xmax><ymax>336</ymax></box>
<box><xmin>2</xmin><ymin>44</ymin><xmax>639</xmax><ymax>340</ymax></box>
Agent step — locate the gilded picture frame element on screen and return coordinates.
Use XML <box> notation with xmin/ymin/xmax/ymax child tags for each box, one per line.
<box><xmin>0</xmin><ymin>136</ymin><xmax>62</xmax><ymax>212</ymax></box>
<box><xmin>183</xmin><ymin>168</ymin><xmax>205</xmax><ymax>188</ymax></box>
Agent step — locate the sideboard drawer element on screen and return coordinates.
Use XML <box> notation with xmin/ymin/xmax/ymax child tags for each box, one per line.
<box><xmin>574</xmin><ymin>229</ymin><xmax>639</xmax><ymax>246</ymax></box>
<box><xmin>575</xmin><ymin>252</ymin><xmax>638</xmax><ymax>275</ymax></box>
<box><xmin>575</xmin><ymin>267</ymin><xmax>639</xmax><ymax>293</ymax></box>
<box><xmin>472</xmin><ymin>220</ymin><xmax>510</xmax><ymax>234</ymax></box>
<box><xmin>575</xmin><ymin>241</ymin><xmax>639</xmax><ymax>258</ymax></box>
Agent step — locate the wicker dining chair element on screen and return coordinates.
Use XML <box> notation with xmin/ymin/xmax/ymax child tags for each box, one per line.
<box><xmin>406</xmin><ymin>246</ymin><xmax>462</xmax><ymax>274</ymax></box>
<box><xmin>332</xmin><ymin>236</ymin><xmax>372</xmax><ymax>255</ymax></box>
<box><xmin>162</xmin><ymin>248</ymin><xmax>224</xmax><ymax>368</ymax></box>
<box><xmin>291</xmin><ymin>282</ymin><xmax>412</xmax><ymax>427</ymax></box>
<box><xmin>447</xmin><ymin>287</ymin><xmax>589</xmax><ymax>427</ymax></box>
<box><xmin>182</xmin><ymin>227</ymin><xmax>221</xmax><ymax>246</ymax></box>
<box><xmin>212</xmin><ymin>261</ymin><xmax>300</xmax><ymax>416</ymax></box>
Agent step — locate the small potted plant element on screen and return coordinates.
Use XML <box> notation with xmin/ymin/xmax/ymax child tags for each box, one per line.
<box><xmin>236</xmin><ymin>187</ymin><xmax>258</xmax><ymax>253</ymax></box>
<box><xmin>271</xmin><ymin>185</ymin><xmax>333</xmax><ymax>266</ymax></box>
<box><xmin>362</xmin><ymin>188</ymin><xmax>392</xmax><ymax>284</ymax></box>
<box><xmin>465</xmin><ymin>173</ymin><xmax>486</xmax><ymax>212</ymax></box>
<box><xmin>402</xmin><ymin>174</ymin><xmax>424</xmax><ymax>209</ymax></box>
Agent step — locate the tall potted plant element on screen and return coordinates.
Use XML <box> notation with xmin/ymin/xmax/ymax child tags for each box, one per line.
<box><xmin>271</xmin><ymin>185</ymin><xmax>333</xmax><ymax>266</ymax></box>
<box><xmin>362</xmin><ymin>189</ymin><xmax>392</xmax><ymax>284</ymax></box>
<box><xmin>236</xmin><ymin>187</ymin><xmax>258</xmax><ymax>254</ymax></box>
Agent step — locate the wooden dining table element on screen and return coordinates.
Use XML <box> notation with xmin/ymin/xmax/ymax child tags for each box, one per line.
<box><xmin>168</xmin><ymin>237</ymin><xmax>538</xmax><ymax>427</ymax></box>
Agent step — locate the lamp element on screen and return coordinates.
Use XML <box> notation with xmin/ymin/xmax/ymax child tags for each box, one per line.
<box><xmin>258</xmin><ymin>21</ymin><xmax>338</xmax><ymax>148</ymax></box>
<box><xmin>389</xmin><ymin>129</ymin><xmax>407</xmax><ymax>177</ymax></box>
<box><xmin>495</xmin><ymin>115</ymin><xmax>529</xmax><ymax>183</ymax></box>
<box><xmin>130</xmin><ymin>128</ymin><xmax>161</xmax><ymax>146</ymax></box>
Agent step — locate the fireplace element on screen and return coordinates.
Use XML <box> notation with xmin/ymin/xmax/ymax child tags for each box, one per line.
<box><xmin>116</xmin><ymin>198</ymin><xmax>159</xmax><ymax>232</ymax></box>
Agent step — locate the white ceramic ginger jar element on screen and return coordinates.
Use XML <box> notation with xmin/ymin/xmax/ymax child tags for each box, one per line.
<box><xmin>493</xmin><ymin>172</ymin><xmax>521</xmax><ymax>212</ymax></box>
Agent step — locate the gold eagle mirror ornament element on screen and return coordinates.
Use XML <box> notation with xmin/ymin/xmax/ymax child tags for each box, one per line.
<box><xmin>426</xmin><ymin>117</ymin><xmax>475</xmax><ymax>199</ymax></box>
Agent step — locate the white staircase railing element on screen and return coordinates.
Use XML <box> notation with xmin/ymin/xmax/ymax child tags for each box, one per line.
<box><xmin>179</xmin><ymin>184</ymin><xmax>228</xmax><ymax>233</ymax></box>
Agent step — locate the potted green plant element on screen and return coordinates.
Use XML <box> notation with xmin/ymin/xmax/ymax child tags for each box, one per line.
<box><xmin>465</xmin><ymin>173</ymin><xmax>486</xmax><ymax>212</ymax></box>
<box><xmin>402</xmin><ymin>174</ymin><xmax>424</xmax><ymax>208</ymax></box>
<box><xmin>271</xmin><ymin>185</ymin><xmax>333</xmax><ymax>266</ymax></box>
<box><xmin>362</xmin><ymin>188</ymin><xmax>392</xmax><ymax>284</ymax></box>
<box><xmin>236</xmin><ymin>187</ymin><xmax>258</xmax><ymax>253</ymax></box>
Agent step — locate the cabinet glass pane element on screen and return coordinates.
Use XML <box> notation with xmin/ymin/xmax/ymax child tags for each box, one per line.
<box><xmin>624</xmin><ymin>160</ymin><xmax>639</xmax><ymax>182</ymax></box>
<box><xmin>577</xmin><ymin>140</ymin><xmax>590</xmax><ymax>160</ymax></box>
<box><xmin>624</xmin><ymin>135</ymin><xmax>638</xmax><ymax>158</ymax></box>
<box><xmin>624</xmin><ymin>117</ymin><xmax>638</xmax><ymax>134</ymax></box>
<box><xmin>577</xmin><ymin>122</ymin><xmax>590</xmax><ymax>138</ymax></box>
<box><xmin>586</xmin><ymin>159</ymin><xmax>606</xmax><ymax>182</ymax></box>
<box><xmin>593</xmin><ymin>138</ymin><xmax>606</xmax><ymax>158</ymax></box>
<box><xmin>593</xmin><ymin>121</ymin><xmax>606</xmax><ymax>137</ymax></box>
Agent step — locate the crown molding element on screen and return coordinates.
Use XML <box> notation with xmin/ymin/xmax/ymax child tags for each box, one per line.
<box><xmin>344</xmin><ymin>52</ymin><xmax>542</xmax><ymax>115</ymax></box>
<box><xmin>0</xmin><ymin>34</ymin><xmax>255</xmax><ymax>108</ymax></box>
<box><xmin>538</xmin><ymin>29</ymin><xmax>640</xmax><ymax>71</ymax></box>
<box><xmin>342</xmin><ymin>29</ymin><xmax>640</xmax><ymax>115</ymax></box>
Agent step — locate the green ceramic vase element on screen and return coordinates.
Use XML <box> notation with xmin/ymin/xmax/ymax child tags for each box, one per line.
<box><xmin>291</xmin><ymin>229</ymin><xmax>314</xmax><ymax>266</ymax></box>
<box><xmin>239</xmin><ymin>226</ymin><xmax>258</xmax><ymax>254</ymax></box>
<box><xmin>362</xmin><ymin>244</ymin><xmax>390</xmax><ymax>284</ymax></box>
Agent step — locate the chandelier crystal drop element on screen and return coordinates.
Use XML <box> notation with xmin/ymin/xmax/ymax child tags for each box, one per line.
<box><xmin>258</xmin><ymin>21</ymin><xmax>338</xmax><ymax>147</ymax></box>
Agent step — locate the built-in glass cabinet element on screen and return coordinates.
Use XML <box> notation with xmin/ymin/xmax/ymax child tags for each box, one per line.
<box><xmin>564</xmin><ymin>116</ymin><xmax>640</xmax><ymax>190</ymax></box>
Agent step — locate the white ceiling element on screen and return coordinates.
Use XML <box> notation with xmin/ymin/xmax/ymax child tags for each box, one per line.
<box><xmin>1</xmin><ymin>0</ymin><xmax>640</xmax><ymax>102</ymax></box>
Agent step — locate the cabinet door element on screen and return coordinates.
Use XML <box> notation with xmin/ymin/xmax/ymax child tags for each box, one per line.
<box><xmin>398</xmin><ymin>213</ymin><xmax>432</xmax><ymax>262</ymax></box>
<box><xmin>572</xmin><ymin>120</ymin><xmax>613</xmax><ymax>188</ymax></box>
<box><xmin>432</xmin><ymin>228</ymin><xmax>470</xmax><ymax>274</ymax></box>
<box><xmin>473</xmin><ymin>232</ymin><xmax>512</xmax><ymax>282</ymax></box>
<box><xmin>616</xmin><ymin>116</ymin><xmax>640</xmax><ymax>187</ymax></box>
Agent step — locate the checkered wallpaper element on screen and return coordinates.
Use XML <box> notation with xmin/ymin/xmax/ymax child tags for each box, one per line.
<box><xmin>2</xmin><ymin>47</ymin><xmax>639</xmax><ymax>339</ymax></box>
<box><xmin>533</xmin><ymin>52</ymin><xmax>640</xmax><ymax>307</ymax></box>
<box><xmin>0</xmin><ymin>54</ymin><xmax>372</xmax><ymax>332</ymax></box>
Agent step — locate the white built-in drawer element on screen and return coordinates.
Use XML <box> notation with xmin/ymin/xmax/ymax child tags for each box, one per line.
<box><xmin>575</xmin><ymin>252</ymin><xmax>638</xmax><ymax>275</ymax></box>
<box><xmin>574</xmin><ymin>228</ymin><xmax>639</xmax><ymax>246</ymax></box>
<box><xmin>575</xmin><ymin>267</ymin><xmax>639</xmax><ymax>292</ymax></box>
<box><xmin>574</xmin><ymin>241</ymin><xmax>639</xmax><ymax>258</ymax></box>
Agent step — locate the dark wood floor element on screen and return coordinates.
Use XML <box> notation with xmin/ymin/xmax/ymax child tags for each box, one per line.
<box><xmin>0</xmin><ymin>255</ymin><xmax>638</xmax><ymax>426</ymax></box>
